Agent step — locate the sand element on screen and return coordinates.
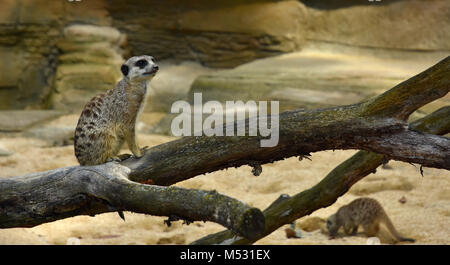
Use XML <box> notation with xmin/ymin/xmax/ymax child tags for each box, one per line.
<box><xmin>0</xmin><ymin>53</ymin><xmax>448</xmax><ymax>245</ymax></box>
<box><xmin>0</xmin><ymin>121</ymin><xmax>448</xmax><ymax>245</ymax></box>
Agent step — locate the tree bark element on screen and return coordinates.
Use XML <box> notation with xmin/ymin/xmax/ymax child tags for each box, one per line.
<box><xmin>0</xmin><ymin>163</ymin><xmax>265</xmax><ymax>240</ymax></box>
<box><xmin>191</xmin><ymin>106</ymin><xmax>450</xmax><ymax>245</ymax></box>
<box><xmin>122</xmin><ymin>56</ymin><xmax>450</xmax><ymax>185</ymax></box>
<box><xmin>0</xmin><ymin>56</ymin><xmax>448</xmax><ymax>244</ymax></box>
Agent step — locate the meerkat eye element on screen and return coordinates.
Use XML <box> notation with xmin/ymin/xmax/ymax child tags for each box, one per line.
<box><xmin>151</xmin><ymin>57</ymin><xmax>156</xmax><ymax>63</ymax></box>
<box><xmin>135</xmin><ymin>59</ymin><xmax>148</xmax><ymax>69</ymax></box>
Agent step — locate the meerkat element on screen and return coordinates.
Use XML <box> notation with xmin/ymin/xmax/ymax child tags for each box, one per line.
<box><xmin>327</xmin><ymin>197</ymin><xmax>415</xmax><ymax>243</ymax></box>
<box><xmin>74</xmin><ymin>55</ymin><xmax>158</xmax><ymax>166</ymax></box>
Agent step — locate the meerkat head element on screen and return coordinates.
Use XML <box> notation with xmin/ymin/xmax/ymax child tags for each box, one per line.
<box><xmin>326</xmin><ymin>214</ymin><xmax>340</xmax><ymax>236</ymax></box>
<box><xmin>120</xmin><ymin>55</ymin><xmax>159</xmax><ymax>82</ymax></box>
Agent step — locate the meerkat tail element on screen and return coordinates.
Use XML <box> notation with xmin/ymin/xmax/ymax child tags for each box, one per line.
<box><xmin>381</xmin><ymin>212</ymin><xmax>415</xmax><ymax>242</ymax></box>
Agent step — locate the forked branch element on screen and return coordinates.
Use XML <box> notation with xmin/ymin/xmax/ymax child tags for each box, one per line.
<box><xmin>0</xmin><ymin>57</ymin><xmax>448</xmax><ymax>244</ymax></box>
<box><xmin>192</xmin><ymin>106</ymin><xmax>450</xmax><ymax>245</ymax></box>
<box><xmin>122</xmin><ymin>57</ymin><xmax>450</xmax><ymax>185</ymax></box>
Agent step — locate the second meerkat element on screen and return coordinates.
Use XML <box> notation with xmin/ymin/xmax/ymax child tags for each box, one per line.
<box><xmin>327</xmin><ymin>197</ymin><xmax>415</xmax><ymax>243</ymax></box>
<box><xmin>74</xmin><ymin>55</ymin><xmax>159</xmax><ymax>166</ymax></box>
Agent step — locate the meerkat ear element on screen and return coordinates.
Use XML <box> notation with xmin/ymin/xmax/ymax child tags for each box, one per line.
<box><xmin>121</xmin><ymin>64</ymin><xmax>129</xmax><ymax>76</ymax></box>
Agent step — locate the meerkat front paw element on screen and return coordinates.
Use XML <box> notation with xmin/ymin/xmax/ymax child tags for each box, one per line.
<box><xmin>106</xmin><ymin>156</ymin><xmax>122</xmax><ymax>163</ymax></box>
<box><xmin>107</xmin><ymin>154</ymin><xmax>132</xmax><ymax>163</ymax></box>
<box><xmin>117</xmin><ymin>153</ymin><xmax>133</xmax><ymax>161</ymax></box>
<box><xmin>130</xmin><ymin>146</ymin><xmax>149</xmax><ymax>159</ymax></box>
<box><xmin>140</xmin><ymin>146</ymin><xmax>149</xmax><ymax>154</ymax></box>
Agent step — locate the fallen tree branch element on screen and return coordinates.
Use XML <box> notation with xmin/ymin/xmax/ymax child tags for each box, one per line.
<box><xmin>410</xmin><ymin>106</ymin><xmax>450</xmax><ymax>135</ymax></box>
<box><xmin>363</xmin><ymin>57</ymin><xmax>450</xmax><ymax>120</ymax></box>
<box><xmin>191</xmin><ymin>106</ymin><xmax>450</xmax><ymax>245</ymax></box>
<box><xmin>0</xmin><ymin>163</ymin><xmax>265</xmax><ymax>240</ymax></box>
<box><xmin>0</xmin><ymin>57</ymin><xmax>448</xmax><ymax>243</ymax></box>
<box><xmin>122</xmin><ymin>56</ymin><xmax>450</xmax><ymax>185</ymax></box>
<box><xmin>123</xmin><ymin>115</ymin><xmax>450</xmax><ymax>185</ymax></box>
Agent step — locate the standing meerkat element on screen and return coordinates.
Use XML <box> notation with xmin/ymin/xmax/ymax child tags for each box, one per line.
<box><xmin>74</xmin><ymin>55</ymin><xmax>158</xmax><ymax>166</ymax></box>
<box><xmin>327</xmin><ymin>197</ymin><xmax>415</xmax><ymax>243</ymax></box>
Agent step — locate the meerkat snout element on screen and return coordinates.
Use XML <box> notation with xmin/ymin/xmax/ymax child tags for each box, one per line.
<box><xmin>326</xmin><ymin>214</ymin><xmax>339</xmax><ymax>237</ymax></box>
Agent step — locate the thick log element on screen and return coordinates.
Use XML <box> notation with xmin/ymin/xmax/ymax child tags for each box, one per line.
<box><xmin>191</xmin><ymin>106</ymin><xmax>450</xmax><ymax>245</ymax></box>
<box><xmin>0</xmin><ymin>163</ymin><xmax>265</xmax><ymax>240</ymax></box>
<box><xmin>0</xmin><ymin>57</ymin><xmax>448</xmax><ymax>244</ymax></box>
<box><xmin>123</xmin><ymin>57</ymin><xmax>450</xmax><ymax>185</ymax></box>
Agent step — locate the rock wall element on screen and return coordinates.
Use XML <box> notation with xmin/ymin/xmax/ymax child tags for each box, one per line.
<box><xmin>106</xmin><ymin>0</ymin><xmax>450</xmax><ymax>68</ymax></box>
<box><xmin>107</xmin><ymin>0</ymin><xmax>307</xmax><ymax>68</ymax></box>
<box><xmin>0</xmin><ymin>0</ymin><xmax>60</xmax><ymax>110</ymax></box>
<box><xmin>0</xmin><ymin>0</ymin><xmax>449</xmax><ymax>110</ymax></box>
<box><xmin>304</xmin><ymin>0</ymin><xmax>450</xmax><ymax>51</ymax></box>
<box><xmin>53</xmin><ymin>25</ymin><xmax>127</xmax><ymax>110</ymax></box>
<box><xmin>0</xmin><ymin>0</ymin><xmax>306</xmax><ymax>110</ymax></box>
<box><xmin>0</xmin><ymin>0</ymin><xmax>110</xmax><ymax>110</ymax></box>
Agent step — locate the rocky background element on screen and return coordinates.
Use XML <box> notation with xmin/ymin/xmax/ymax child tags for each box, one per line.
<box><xmin>0</xmin><ymin>0</ymin><xmax>448</xmax><ymax>112</ymax></box>
<box><xmin>0</xmin><ymin>0</ymin><xmax>449</xmax><ymax>245</ymax></box>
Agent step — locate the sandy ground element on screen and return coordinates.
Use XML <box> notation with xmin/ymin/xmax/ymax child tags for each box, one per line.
<box><xmin>0</xmin><ymin>52</ymin><xmax>448</xmax><ymax>245</ymax></box>
<box><xmin>0</xmin><ymin>116</ymin><xmax>448</xmax><ymax>245</ymax></box>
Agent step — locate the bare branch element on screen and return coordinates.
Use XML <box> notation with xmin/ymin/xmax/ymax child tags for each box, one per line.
<box><xmin>191</xmin><ymin>106</ymin><xmax>450</xmax><ymax>245</ymax></box>
<box><xmin>121</xmin><ymin>56</ymin><xmax>449</xmax><ymax>185</ymax></box>
<box><xmin>363</xmin><ymin>56</ymin><xmax>450</xmax><ymax>120</ymax></box>
<box><xmin>410</xmin><ymin>106</ymin><xmax>450</xmax><ymax>135</ymax></box>
<box><xmin>123</xmin><ymin>115</ymin><xmax>449</xmax><ymax>185</ymax></box>
<box><xmin>0</xmin><ymin>163</ymin><xmax>265</xmax><ymax>240</ymax></box>
<box><xmin>0</xmin><ymin>56</ymin><xmax>448</xmax><ymax>244</ymax></box>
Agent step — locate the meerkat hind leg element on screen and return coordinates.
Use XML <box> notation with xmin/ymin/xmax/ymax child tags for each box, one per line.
<box><xmin>98</xmin><ymin>131</ymin><xmax>126</xmax><ymax>163</ymax></box>
<box><xmin>363</xmin><ymin>223</ymin><xmax>380</xmax><ymax>237</ymax></box>
<box><xmin>126</xmin><ymin>130</ymin><xmax>142</xmax><ymax>158</ymax></box>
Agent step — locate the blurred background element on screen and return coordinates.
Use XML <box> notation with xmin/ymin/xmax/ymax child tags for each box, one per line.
<box><xmin>0</xmin><ymin>0</ymin><xmax>449</xmax><ymax>245</ymax></box>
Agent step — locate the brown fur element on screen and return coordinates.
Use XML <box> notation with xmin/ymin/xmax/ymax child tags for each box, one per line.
<box><xmin>327</xmin><ymin>197</ymin><xmax>415</xmax><ymax>243</ymax></box>
<box><xmin>74</xmin><ymin>55</ymin><xmax>158</xmax><ymax>166</ymax></box>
